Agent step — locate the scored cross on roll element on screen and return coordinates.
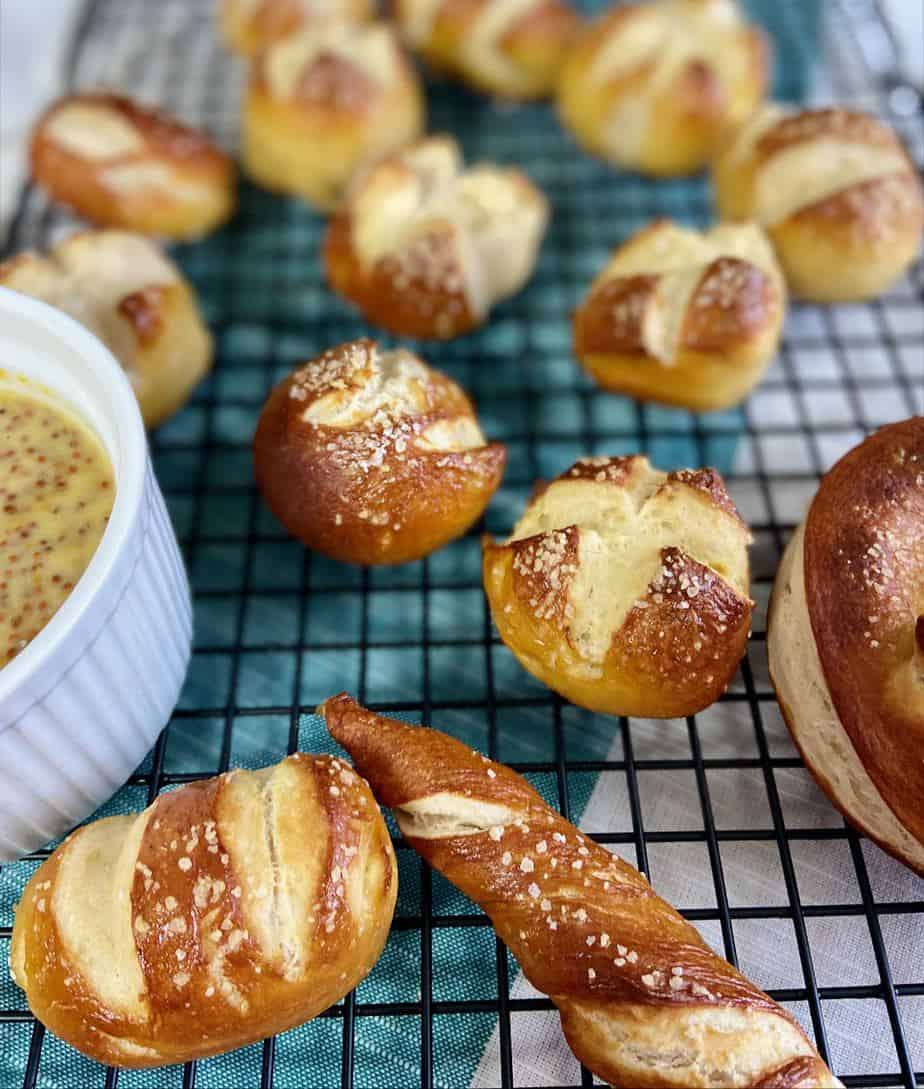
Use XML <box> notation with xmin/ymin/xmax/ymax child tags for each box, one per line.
<box><xmin>572</xmin><ymin>219</ymin><xmax>786</xmax><ymax>410</ymax></box>
<box><xmin>395</xmin><ymin>0</ymin><xmax>579</xmax><ymax>100</ymax></box>
<box><xmin>324</xmin><ymin>134</ymin><xmax>549</xmax><ymax>339</ymax></box>
<box><xmin>483</xmin><ymin>454</ymin><xmax>754</xmax><ymax>717</ymax></box>
<box><xmin>243</xmin><ymin>21</ymin><xmax>425</xmax><ymax>211</ymax></box>
<box><xmin>557</xmin><ymin>0</ymin><xmax>770</xmax><ymax>177</ymax></box>
<box><xmin>713</xmin><ymin>105</ymin><xmax>924</xmax><ymax>301</ymax></box>
<box><xmin>322</xmin><ymin>694</ymin><xmax>842</xmax><ymax>1089</ymax></box>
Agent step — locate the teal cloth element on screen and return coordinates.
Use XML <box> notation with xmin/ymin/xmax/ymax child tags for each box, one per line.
<box><xmin>0</xmin><ymin>1</ymin><xmax>820</xmax><ymax>1085</ymax></box>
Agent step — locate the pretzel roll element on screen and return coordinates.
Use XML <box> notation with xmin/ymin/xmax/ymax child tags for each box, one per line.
<box><xmin>395</xmin><ymin>0</ymin><xmax>578</xmax><ymax>100</ymax></box>
<box><xmin>557</xmin><ymin>0</ymin><xmax>769</xmax><ymax>177</ymax></box>
<box><xmin>714</xmin><ymin>105</ymin><xmax>924</xmax><ymax>301</ymax></box>
<box><xmin>219</xmin><ymin>0</ymin><xmax>373</xmax><ymax>55</ymax></box>
<box><xmin>254</xmin><ymin>338</ymin><xmax>506</xmax><ymax>565</ymax></box>
<box><xmin>11</xmin><ymin>753</ymin><xmax>397</xmax><ymax>1067</ymax></box>
<box><xmin>768</xmin><ymin>419</ymin><xmax>924</xmax><ymax>875</ymax></box>
<box><xmin>323</xmin><ymin>695</ymin><xmax>842</xmax><ymax>1088</ymax></box>
<box><xmin>242</xmin><ymin>21</ymin><xmax>424</xmax><ymax>211</ymax></box>
<box><xmin>483</xmin><ymin>455</ymin><xmax>753</xmax><ymax>717</ymax></box>
<box><xmin>573</xmin><ymin>219</ymin><xmax>785</xmax><ymax>411</ymax></box>
<box><xmin>0</xmin><ymin>231</ymin><xmax>211</xmax><ymax>429</ymax></box>
<box><xmin>31</xmin><ymin>93</ymin><xmax>235</xmax><ymax>240</ymax></box>
<box><xmin>324</xmin><ymin>135</ymin><xmax>549</xmax><ymax>339</ymax></box>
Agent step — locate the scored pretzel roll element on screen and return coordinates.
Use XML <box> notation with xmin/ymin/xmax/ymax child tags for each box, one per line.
<box><xmin>395</xmin><ymin>0</ymin><xmax>578</xmax><ymax>100</ymax></box>
<box><xmin>0</xmin><ymin>230</ymin><xmax>211</xmax><ymax>429</ymax></box>
<box><xmin>557</xmin><ymin>0</ymin><xmax>769</xmax><ymax>177</ymax></box>
<box><xmin>11</xmin><ymin>753</ymin><xmax>397</xmax><ymax>1068</ymax></box>
<box><xmin>768</xmin><ymin>419</ymin><xmax>924</xmax><ymax>875</ymax></box>
<box><xmin>573</xmin><ymin>219</ymin><xmax>786</xmax><ymax>411</ymax></box>
<box><xmin>30</xmin><ymin>92</ymin><xmax>235</xmax><ymax>240</ymax></box>
<box><xmin>713</xmin><ymin>105</ymin><xmax>924</xmax><ymax>301</ymax></box>
<box><xmin>253</xmin><ymin>338</ymin><xmax>506</xmax><ymax>565</ymax></box>
<box><xmin>323</xmin><ymin>695</ymin><xmax>842</xmax><ymax>1089</ymax></box>
<box><xmin>219</xmin><ymin>0</ymin><xmax>374</xmax><ymax>55</ymax></box>
<box><xmin>483</xmin><ymin>455</ymin><xmax>753</xmax><ymax>717</ymax></box>
<box><xmin>324</xmin><ymin>135</ymin><xmax>549</xmax><ymax>339</ymax></box>
<box><xmin>242</xmin><ymin>21</ymin><xmax>424</xmax><ymax>212</ymax></box>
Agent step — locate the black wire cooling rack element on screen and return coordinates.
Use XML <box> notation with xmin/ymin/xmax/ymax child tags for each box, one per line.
<box><xmin>1</xmin><ymin>1</ymin><xmax>923</xmax><ymax>1087</ymax></box>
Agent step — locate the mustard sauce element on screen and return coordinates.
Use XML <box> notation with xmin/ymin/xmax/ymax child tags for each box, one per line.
<box><xmin>0</xmin><ymin>377</ymin><xmax>114</xmax><ymax>667</ymax></box>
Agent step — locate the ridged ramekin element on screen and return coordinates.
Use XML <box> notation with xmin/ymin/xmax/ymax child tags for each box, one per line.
<box><xmin>0</xmin><ymin>287</ymin><xmax>192</xmax><ymax>861</ymax></box>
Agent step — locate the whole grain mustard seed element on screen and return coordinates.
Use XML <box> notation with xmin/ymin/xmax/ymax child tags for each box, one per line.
<box><xmin>0</xmin><ymin>380</ymin><xmax>114</xmax><ymax>667</ymax></box>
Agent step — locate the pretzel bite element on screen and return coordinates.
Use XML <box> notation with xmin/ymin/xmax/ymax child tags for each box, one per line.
<box><xmin>484</xmin><ymin>455</ymin><xmax>753</xmax><ymax>717</ymax></box>
<box><xmin>0</xmin><ymin>231</ymin><xmax>212</xmax><ymax>429</ymax></box>
<box><xmin>12</xmin><ymin>753</ymin><xmax>396</xmax><ymax>1067</ymax></box>
<box><xmin>253</xmin><ymin>339</ymin><xmax>506</xmax><ymax>565</ymax></box>
<box><xmin>395</xmin><ymin>0</ymin><xmax>578</xmax><ymax>100</ymax></box>
<box><xmin>324</xmin><ymin>135</ymin><xmax>549</xmax><ymax>339</ymax></box>
<box><xmin>30</xmin><ymin>92</ymin><xmax>235</xmax><ymax>240</ymax></box>
<box><xmin>219</xmin><ymin>0</ymin><xmax>374</xmax><ymax>55</ymax></box>
<box><xmin>242</xmin><ymin>21</ymin><xmax>425</xmax><ymax>211</ymax></box>
<box><xmin>573</xmin><ymin>219</ymin><xmax>785</xmax><ymax>411</ymax></box>
<box><xmin>557</xmin><ymin>0</ymin><xmax>769</xmax><ymax>177</ymax></box>
<box><xmin>714</xmin><ymin>104</ymin><xmax>924</xmax><ymax>301</ymax></box>
<box><xmin>769</xmin><ymin>419</ymin><xmax>924</xmax><ymax>874</ymax></box>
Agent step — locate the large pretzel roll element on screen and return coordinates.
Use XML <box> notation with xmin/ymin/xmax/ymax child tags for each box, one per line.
<box><xmin>11</xmin><ymin>754</ymin><xmax>397</xmax><ymax>1068</ymax></box>
<box><xmin>218</xmin><ymin>0</ymin><xmax>374</xmax><ymax>55</ymax></box>
<box><xmin>30</xmin><ymin>93</ymin><xmax>235</xmax><ymax>241</ymax></box>
<box><xmin>323</xmin><ymin>695</ymin><xmax>841</xmax><ymax>1089</ymax></box>
<box><xmin>768</xmin><ymin>419</ymin><xmax>924</xmax><ymax>875</ymax></box>
<box><xmin>483</xmin><ymin>455</ymin><xmax>753</xmax><ymax>717</ymax></box>
<box><xmin>324</xmin><ymin>135</ymin><xmax>549</xmax><ymax>339</ymax></box>
<box><xmin>713</xmin><ymin>105</ymin><xmax>924</xmax><ymax>301</ymax></box>
<box><xmin>242</xmin><ymin>21</ymin><xmax>424</xmax><ymax>211</ymax></box>
<box><xmin>0</xmin><ymin>230</ymin><xmax>212</xmax><ymax>429</ymax></box>
<box><xmin>573</xmin><ymin>219</ymin><xmax>785</xmax><ymax>411</ymax></box>
<box><xmin>254</xmin><ymin>338</ymin><xmax>506</xmax><ymax>565</ymax></box>
<box><xmin>557</xmin><ymin>0</ymin><xmax>769</xmax><ymax>177</ymax></box>
<box><xmin>395</xmin><ymin>0</ymin><xmax>578</xmax><ymax>100</ymax></box>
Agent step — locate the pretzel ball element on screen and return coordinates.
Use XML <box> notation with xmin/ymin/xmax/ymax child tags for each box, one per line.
<box><xmin>557</xmin><ymin>0</ymin><xmax>769</xmax><ymax>177</ymax></box>
<box><xmin>573</xmin><ymin>219</ymin><xmax>786</xmax><ymax>411</ymax></box>
<box><xmin>242</xmin><ymin>21</ymin><xmax>425</xmax><ymax>211</ymax></box>
<box><xmin>484</xmin><ymin>455</ymin><xmax>753</xmax><ymax>717</ymax></box>
<box><xmin>254</xmin><ymin>339</ymin><xmax>506</xmax><ymax>565</ymax></box>
<box><xmin>31</xmin><ymin>93</ymin><xmax>235</xmax><ymax>240</ymax></box>
<box><xmin>395</xmin><ymin>0</ymin><xmax>579</xmax><ymax>100</ymax></box>
<box><xmin>219</xmin><ymin>0</ymin><xmax>374</xmax><ymax>55</ymax></box>
<box><xmin>0</xmin><ymin>231</ymin><xmax>212</xmax><ymax>429</ymax></box>
<box><xmin>769</xmin><ymin>418</ymin><xmax>924</xmax><ymax>874</ymax></box>
<box><xmin>714</xmin><ymin>105</ymin><xmax>924</xmax><ymax>301</ymax></box>
<box><xmin>324</xmin><ymin>135</ymin><xmax>549</xmax><ymax>339</ymax></box>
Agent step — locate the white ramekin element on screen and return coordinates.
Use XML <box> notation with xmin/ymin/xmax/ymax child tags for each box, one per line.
<box><xmin>0</xmin><ymin>287</ymin><xmax>192</xmax><ymax>861</ymax></box>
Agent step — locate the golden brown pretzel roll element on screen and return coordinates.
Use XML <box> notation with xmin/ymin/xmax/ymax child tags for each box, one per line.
<box><xmin>324</xmin><ymin>135</ymin><xmax>549</xmax><ymax>339</ymax></box>
<box><xmin>395</xmin><ymin>0</ymin><xmax>578</xmax><ymax>100</ymax></box>
<box><xmin>11</xmin><ymin>753</ymin><xmax>397</xmax><ymax>1068</ymax></box>
<box><xmin>242</xmin><ymin>21</ymin><xmax>424</xmax><ymax>211</ymax></box>
<box><xmin>768</xmin><ymin>419</ymin><xmax>924</xmax><ymax>875</ymax></box>
<box><xmin>323</xmin><ymin>695</ymin><xmax>842</xmax><ymax>1089</ymax></box>
<box><xmin>483</xmin><ymin>455</ymin><xmax>753</xmax><ymax>717</ymax></box>
<box><xmin>0</xmin><ymin>231</ymin><xmax>211</xmax><ymax>429</ymax></box>
<box><xmin>557</xmin><ymin>0</ymin><xmax>769</xmax><ymax>177</ymax></box>
<box><xmin>713</xmin><ymin>105</ymin><xmax>924</xmax><ymax>301</ymax></box>
<box><xmin>219</xmin><ymin>0</ymin><xmax>373</xmax><ymax>55</ymax></box>
<box><xmin>254</xmin><ymin>338</ymin><xmax>506</xmax><ymax>565</ymax></box>
<box><xmin>31</xmin><ymin>92</ymin><xmax>235</xmax><ymax>240</ymax></box>
<box><xmin>573</xmin><ymin>219</ymin><xmax>786</xmax><ymax>411</ymax></box>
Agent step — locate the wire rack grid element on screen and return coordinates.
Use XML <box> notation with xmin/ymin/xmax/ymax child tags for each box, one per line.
<box><xmin>0</xmin><ymin>1</ymin><xmax>922</xmax><ymax>1087</ymax></box>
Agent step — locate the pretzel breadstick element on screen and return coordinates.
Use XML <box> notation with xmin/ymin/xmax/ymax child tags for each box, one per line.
<box><xmin>322</xmin><ymin>694</ymin><xmax>841</xmax><ymax>1089</ymax></box>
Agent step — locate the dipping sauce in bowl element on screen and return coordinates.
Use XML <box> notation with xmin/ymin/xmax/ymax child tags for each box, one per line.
<box><xmin>0</xmin><ymin>372</ymin><xmax>114</xmax><ymax>667</ymax></box>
